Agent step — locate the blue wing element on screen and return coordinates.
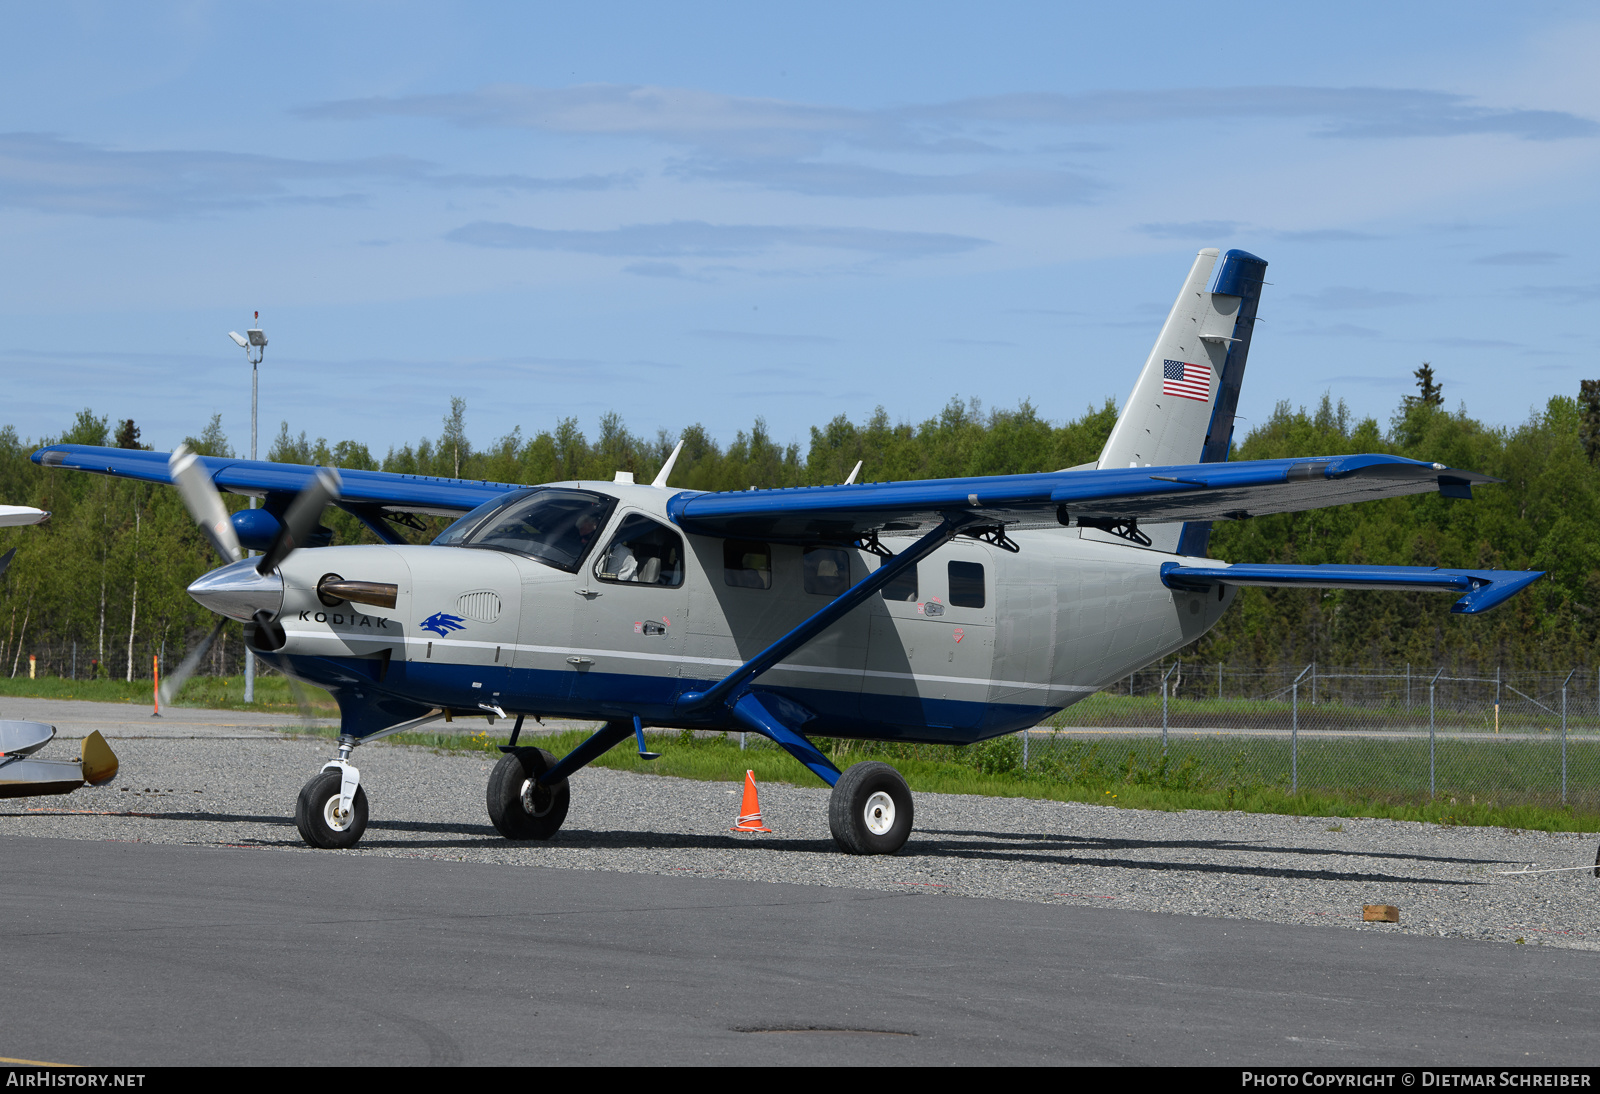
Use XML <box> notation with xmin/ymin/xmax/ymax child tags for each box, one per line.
<box><xmin>35</xmin><ymin>445</ymin><xmax>1494</xmax><ymax>536</ymax></box>
<box><xmin>33</xmin><ymin>444</ymin><xmax>516</xmax><ymax>516</ymax></box>
<box><xmin>665</xmin><ymin>453</ymin><xmax>1494</xmax><ymax>541</ymax></box>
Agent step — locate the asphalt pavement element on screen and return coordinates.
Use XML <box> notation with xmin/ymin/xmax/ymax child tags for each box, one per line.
<box><xmin>4</xmin><ymin>696</ymin><xmax>1600</xmax><ymax>1066</ymax></box>
<box><xmin>3</xmin><ymin>835</ymin><xmax>1594</xmax><ymax>1067</ymax></box>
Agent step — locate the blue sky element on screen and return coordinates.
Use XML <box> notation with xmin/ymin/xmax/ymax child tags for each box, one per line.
<box><xmin>2</xmin><ymin>1</ymin><xmax>1596</xmax><ymax>462</ymax></box>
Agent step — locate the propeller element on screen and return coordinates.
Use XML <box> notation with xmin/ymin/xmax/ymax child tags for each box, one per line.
<box><xmin>163</xmin><ymin>449</ymin><xmax>341</xmax><ymax>706</ymax></box>
<box><xmin>158</xmin><ymin>617</ymin><xmax>227</xmax><ymax>707</ymax></box>
<box><xmin>170</xmin><ymin>445</ymin><xmax>242</xmax><ymax>565</ymax></box>
<box><xmin>256</xmin><ymin>467</ymin><xmax>340</xmax><ymax>574</ymax></box>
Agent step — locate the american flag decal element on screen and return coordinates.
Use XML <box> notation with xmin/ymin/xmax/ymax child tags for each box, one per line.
<box><xmin>1162</xmin><ymin>359</ymin><xmax>1210</xmax><ymax>402</ymax></box>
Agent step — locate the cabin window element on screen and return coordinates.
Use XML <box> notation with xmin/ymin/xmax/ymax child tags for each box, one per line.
<box><xmin>723</xmin><ymin>539</ymin><xmax>771</xmax><ymax>589</ymax></box>
<box><xmin>948</xmin><ymin>560</ymin><xmax>985</xmax><ymax>609</ymax></box>
<box><xmin>433</xmin><ymin>487</ymin><xmax>616</xmax><ymax>573</ymax></box>
<box><xmin>595</xmin><ymin>514</ymin><xmax>684</xmax><ymax>588</ymax></box>
<box><xmin>878</xmin><ymin>559</ymin><xmax>917</xmax><ymax>602</ymax></box>
<box><xmin>803</xmin><ymin>547</ymin><xmax>851</xmax><ymax>596</ymax></box>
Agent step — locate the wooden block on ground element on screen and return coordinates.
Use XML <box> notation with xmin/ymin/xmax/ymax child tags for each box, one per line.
<box><xmin>1363</xmin><ymin>904</ymin><xmax>1400</xmax><ymax>923</ymax></box>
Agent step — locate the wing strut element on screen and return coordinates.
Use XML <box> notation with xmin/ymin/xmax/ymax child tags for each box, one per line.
<box><xmin>675</xmin><ymin>514</ymin><xmax>976</xmax><ymax>718</ymax></box>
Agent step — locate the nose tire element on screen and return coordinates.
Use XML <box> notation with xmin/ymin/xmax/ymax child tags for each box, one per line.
<box><xmin>828</xmin><ymin>761</ymin><xmax>914</xmax><ymax>855</ymax></box>
<box><xmin>487</xmin><ymin>747</ymin><xmax>570</xmax><ymax>840</ymax></box>
<box><xmin>294</xmin><ymin>769</ymin><xmax>369</xmax><ymax>849</ymax></box>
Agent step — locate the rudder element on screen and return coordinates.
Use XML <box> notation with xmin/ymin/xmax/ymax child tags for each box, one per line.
<box><xmin>1087</xmin><ymin>247</ymin><xmax>1268</xmax><ymax>554</ymax></box>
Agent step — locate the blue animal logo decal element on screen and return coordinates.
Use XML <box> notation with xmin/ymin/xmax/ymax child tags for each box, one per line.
<box><xmin>420</xmin><ymin>612</ymin><xmax>467</xmax><ymax>637</ymax></box>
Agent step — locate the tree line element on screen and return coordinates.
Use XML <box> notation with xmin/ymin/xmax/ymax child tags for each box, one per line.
<box><xmin>0</xmin><ymin>371</ymin><xmax>1593</xmax><ymax>684</ymax></box>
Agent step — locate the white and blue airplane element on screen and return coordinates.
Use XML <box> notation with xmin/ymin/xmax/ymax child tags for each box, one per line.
<box><xmin>32</xmin><ymin>248</ymin><xmax>1541</xmax><ymax>854</ymax></box>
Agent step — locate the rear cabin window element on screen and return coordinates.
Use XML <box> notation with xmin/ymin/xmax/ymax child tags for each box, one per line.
<box><xmin>879</xmin><ymin>559</ymin><xmax>917</xmax><ymax>602</ymax></box>
<box><xmin>948</xmin><ymin>561</ymin><xmax>985</xmax><ymax>609</ymax></box>
<box><xmin>594</xmin><ymin>514</ymin><xmax>685</xmax><ymax>588</ymax></box>
<box><xmin>723</xmin><ymin>540</ymin><xmax>771</xmax><ymax>589</ymax></box>
<box><xmin>803</xmin><ymin>547</ymin><xmax>851</xmax><ymax>596</ymax></box>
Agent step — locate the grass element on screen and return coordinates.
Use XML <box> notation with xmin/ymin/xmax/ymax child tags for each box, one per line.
<box><xmin>0</xmin><ymin>674</ymin><xmax>339</xmax><ymax>714</ymax></box>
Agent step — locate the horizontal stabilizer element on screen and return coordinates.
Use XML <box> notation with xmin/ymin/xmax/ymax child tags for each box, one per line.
<box><xmin>1160</xmin><ymin>562</ymin><xmax>1543</xmax><ymax>615</ymax></box>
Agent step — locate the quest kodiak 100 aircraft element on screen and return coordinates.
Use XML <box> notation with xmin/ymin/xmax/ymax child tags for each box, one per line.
<box><xmin>33</xmin><ymin>248</ymin><xmax>1541</xmax><ymax>854</ymax></box>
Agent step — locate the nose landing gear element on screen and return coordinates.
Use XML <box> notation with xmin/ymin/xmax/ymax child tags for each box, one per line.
<box><xmin>295</xmin><ymin>761</ymin><xmax>368</xmax><ymax>849</ymax></box>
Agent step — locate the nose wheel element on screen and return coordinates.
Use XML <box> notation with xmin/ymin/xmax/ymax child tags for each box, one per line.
<box><xmin>828</xmin><ymin>761</ymin><xmax>914</xmax><ymax>855</ymax></box>
<box><xmin>295</xmin><ymin>768</ymin><xmax>369</xmax><ymax>849</ymax></box>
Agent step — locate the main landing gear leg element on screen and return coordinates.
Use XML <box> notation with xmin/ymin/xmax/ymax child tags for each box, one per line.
<box><xmin>731</xmin><ymin>692</ymin><xmax>915</xmax><ymax>856</ymax></box>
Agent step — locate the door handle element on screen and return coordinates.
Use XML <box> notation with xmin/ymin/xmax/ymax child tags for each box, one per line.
<box><xmin>575</xmin><ymin>588</ymin><xmax>602</xmax><ymax>599</ymax></box>
<box><xmin>566</xmin><ymin>656</ymin><xmax>594</xmax><ymax>666</ymax></box>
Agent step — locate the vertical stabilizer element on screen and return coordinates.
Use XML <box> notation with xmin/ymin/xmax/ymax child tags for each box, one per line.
<box><xmin>1085</xmin><ymin>247</ymin><xmax>1267</xmax><ymax>554</ymax></box>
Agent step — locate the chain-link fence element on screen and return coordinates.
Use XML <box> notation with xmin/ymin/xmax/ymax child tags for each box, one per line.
<box><xmin>727</xmin><ymin>663</ymin><xmax>1600</xmax><ymax>811</ymax></box>
<box><xmin>1028</xmin><ymin>663</ymin><xmax>1600</xmax><ymax>809</ymax></box>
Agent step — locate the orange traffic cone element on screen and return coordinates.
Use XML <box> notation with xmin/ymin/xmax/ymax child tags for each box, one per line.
<box><xmin>730</xmin><ymin>770</ymin><xmax>773</xmax><ymax>833</ymax></box>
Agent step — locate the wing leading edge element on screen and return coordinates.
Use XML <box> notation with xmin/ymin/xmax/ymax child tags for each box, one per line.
<box><xmin>32</xmin><ymin>444</ymin><xmax>516</xmax><ymax>517</ymax></box>
<box><xmin>665</xmin><ymin>453</ymin><xmax>1495</xmax><ymax>543</ymax></box>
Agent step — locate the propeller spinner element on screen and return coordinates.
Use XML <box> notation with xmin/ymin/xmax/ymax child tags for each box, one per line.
<box><xmin>162</xmin><ymin>448</ymin><xmax>342</xmax><ymax>705</ymax></box>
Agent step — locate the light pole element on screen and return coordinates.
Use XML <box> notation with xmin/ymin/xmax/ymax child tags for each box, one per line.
<box><xmin>227</xmin><ymin>315</ymin><xmax>267</xmax><ymax>703</ymax></box>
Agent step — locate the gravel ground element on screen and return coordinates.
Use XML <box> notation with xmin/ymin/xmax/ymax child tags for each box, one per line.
<box><xmin>6</xmin><ymin>697</ymin><xmax>1599</xmax><ymax>950</ymax></box>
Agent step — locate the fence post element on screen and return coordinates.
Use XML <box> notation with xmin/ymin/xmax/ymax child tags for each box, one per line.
<box><xmin>1311</xmin><ymin>661</ymin><xmax>1317</xmax><ymax>706</ymax></box>
<box><xmin>1218</xmin><ymin>661</ymin><xmax>1223</xmax><ymax>701</ymax></box>
<box><xmin>1161</xmin><ymin>665</ymin><xmax>1169</xmax><ymax>755</ymax></box>
<box><xmin>1406</xmin><ymin>663</ymin><xmax>1411</xmax><ymax>709</ymax></box>
<box><xmin>1022</xmin><ymin>728</ymin><xmax>1029</xmax><ymax>770</ymax></box>
<box><xmin>1440</xmin><ymin>665</ymin><xmax>1452</xmax><ymax>793</ymax></box>
<box><xmin>1292</xmin><ymin>664</ymin><xmax>1310</xmax><ymax>794</ymax></box>
<box><xmin>739</xmin><ymin>732</ymin><xmax>746</xmax><ymax>751</ymax></box>
<box><xmin>1563</xmin><ymin>668</ymin><xmax>1577</xmax><ymax>806</ymax></box>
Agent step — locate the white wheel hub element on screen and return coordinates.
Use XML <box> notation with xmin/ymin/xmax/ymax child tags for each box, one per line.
<box><xmin>322</xmin><ymin>794</ymin><xmax>354</xmax><ymax>832</ymax></box>
<box><xmin>863</xmin><ymin>790</ymin><xmax>896</xmax><ymax>836</ymax></box>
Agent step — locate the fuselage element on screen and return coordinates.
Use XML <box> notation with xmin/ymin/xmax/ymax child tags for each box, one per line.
<box><xmin>222</xmin><ymin>481</ymin><xmax>1234</xmax><ymax>745</ymax></box>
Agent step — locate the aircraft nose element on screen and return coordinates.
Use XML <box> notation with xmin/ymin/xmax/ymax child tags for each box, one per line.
<box><xmin>187</xmin><ymin>559</ymin><xmax>284</xmax><ymax>622</ymax></box>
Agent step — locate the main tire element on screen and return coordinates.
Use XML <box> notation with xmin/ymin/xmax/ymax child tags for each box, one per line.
<box><xmin>828</xmin><ymin>761</ymin><xmax>914</xmax><ymax>855</ymax></box>
<box><xmin>295</xmin><ymin>769</ymin><xmax>369</xmax><ymax>849</ymax></box>
<box><xmin>487</xmin><ymin>748</ymin><xmax>570</xmax><ymax>840</ymax></box>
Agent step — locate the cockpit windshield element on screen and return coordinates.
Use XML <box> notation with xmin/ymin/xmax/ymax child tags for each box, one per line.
<box><xmin>432</xmin><ymin>488</ymin><xmax>617</xmax><ymax>572</ymax></box>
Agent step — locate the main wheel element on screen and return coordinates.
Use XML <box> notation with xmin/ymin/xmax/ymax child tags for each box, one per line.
<box><xmin>828</xmin><ymin>761</ymin><xmax>914</xmax><ymax>855</ymax></box>
<box><xmin>294</xmin><ymin>769</ymin><xmax>369</xmax><ymax>849</ymax></box>
<box><xmin>487</xmin><ymin>747</ymin><xmax>570</xmax><ymax>840</ymax></box>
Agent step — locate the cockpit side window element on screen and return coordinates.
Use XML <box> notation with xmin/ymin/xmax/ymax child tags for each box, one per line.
<box><xmin>594</xmin><ymin>514</ymin><xmax>685</xmax><ymax>588</ymax></box>
<box><xmin>434</xmin><ymin>488</ymin><xmax>616</xmax><ymax>573</ymax></box>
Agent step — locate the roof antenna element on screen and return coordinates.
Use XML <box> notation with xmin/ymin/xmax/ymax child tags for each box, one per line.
<box><xmin>843</xmin><ymin>460</ymin><xmax>862</xmax><ymax>485</ymax></box>
<box><xmin>651</xmin><ymin>439</ymin><xmax>685</xmax><ymax>488</ymax></box>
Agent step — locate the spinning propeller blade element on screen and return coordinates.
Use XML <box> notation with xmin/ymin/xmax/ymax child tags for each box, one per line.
<box><xmin>257</xmin><ymin>467</ymin><xmax>340</xmax><ymax>575</ymax></box>
<box><xmin>170</xmin><ymin>445</ymin><xmax>243</xmax><ymax>564</ymax></box>
<box><xmin>159</xmin><ymin>617</ymin><xmax>228</xmax><ymax>707</ymax></box>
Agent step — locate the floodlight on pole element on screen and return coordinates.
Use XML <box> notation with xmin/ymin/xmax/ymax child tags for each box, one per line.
<box><xmin>227</xmin><ymin>310</ymin><xmax>267</xmax><ymax>703</ymax></box>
